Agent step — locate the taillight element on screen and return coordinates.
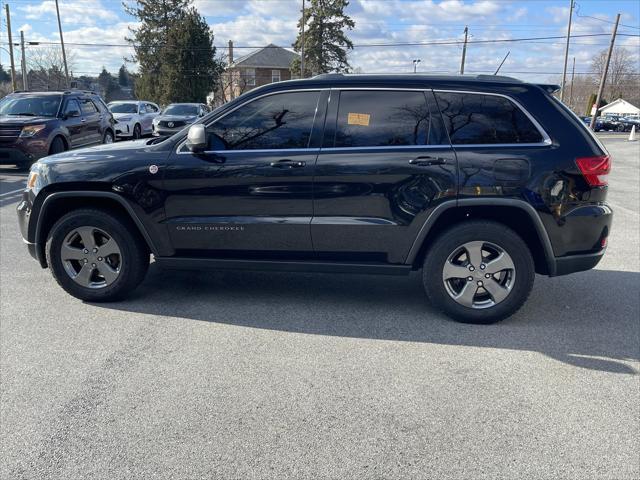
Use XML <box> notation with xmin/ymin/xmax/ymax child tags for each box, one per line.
<box><xmin>575</xmin><ymin>155</ymin><xmax>611</xmax><ymax>187</ymax></box>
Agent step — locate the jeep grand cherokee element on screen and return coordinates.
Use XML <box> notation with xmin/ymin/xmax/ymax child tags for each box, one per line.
<box><xmin>17</xmin><ymin>74</ymin><xmax>612</xmax><ymax>323</ymax></box>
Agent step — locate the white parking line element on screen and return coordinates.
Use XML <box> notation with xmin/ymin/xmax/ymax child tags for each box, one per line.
<box><xmin>0</xmin><ymin>188</ymin><xmax>24</xmax><ymax>198</ymax></box>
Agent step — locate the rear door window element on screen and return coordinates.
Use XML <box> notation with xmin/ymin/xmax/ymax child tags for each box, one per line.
<box><xmin>80</xmin><ymin>99</ymin><xmax>99</xmax><ymax>115</ymax></box>
<box><xmin>434</xmin><ymin>91</ymin><xmax>544</xmax><ymax>145</ymax></box>
<box><xmin>333</xmin><ymin>90</ymin><xmax>441</xmax><ymax>147</ymax></box>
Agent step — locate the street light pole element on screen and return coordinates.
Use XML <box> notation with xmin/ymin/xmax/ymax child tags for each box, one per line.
<box><xmin>20</xmin><ymin>31</ymin><xmax>28</xmax><ymax>91</ymax></box>
<box><xmin>300</xmin><ymin>0</ymin><xmax>305</xmax><ymax>78</ymax></box>
<box><xmin>5</xmin><ymin>4</ymin><xmax>17</xmax><ymax>92</ymax></box>
<box><xmin>460</xmin><ymin>26</ymin><xmax>468</xmax><ymax>75</ymax></box>
<box><xmin>54</xmin><ymin>0</ymin><xmax>69</xmax><ymax>87</ymax></box>
<box><xmin>413</xmin><ymin>59</ymin><xmax>421</xmax><ymax>73</ymax></box>
<box><xmin>590</xmin><ymin>13</ymin><xmax>620</xmax><ymax>130</ymax></box>
<box><xmin>560</xmin><ymin>0</ymin><xmax>574</xmax><ymax>102</ymax></box>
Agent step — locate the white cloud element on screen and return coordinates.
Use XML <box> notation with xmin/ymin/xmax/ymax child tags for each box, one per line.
<box><xmin>19</xmin><ymin>0</ymin><xmax>118</xmax><ymax>25</ymax></box>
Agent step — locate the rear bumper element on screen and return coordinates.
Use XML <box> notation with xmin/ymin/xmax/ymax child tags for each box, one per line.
<box><xmin>551</xmin><ymin>249</ymin><xmax>606</xmax><ymax>276</ymax></box>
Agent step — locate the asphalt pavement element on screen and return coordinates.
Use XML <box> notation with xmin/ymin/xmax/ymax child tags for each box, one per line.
<box><xmin>1</xmin><ymin>135</ymin><xmax>638</xmax><ymax>479</ymax></box>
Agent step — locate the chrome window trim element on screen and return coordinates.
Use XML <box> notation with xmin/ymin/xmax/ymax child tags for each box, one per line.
<box><xmin>176</xmin><ymin>88</ymin><xmax>327</xmax><ymax>155</ymax></box>
<box><xmin>176</xmin><ymin>86</ymin><xmax>552</xmax><ymax>154</ymax></box>
<box><xmin>433</xmin><ymin>89</ymin><xmax>553</xmax><ymax>146</ymax></box>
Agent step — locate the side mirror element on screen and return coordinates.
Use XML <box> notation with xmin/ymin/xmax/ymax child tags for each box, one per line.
<box><xmin>186</xmin><ymin>124</ymin><xmax>207</xmax><ymax>153</ymax></box>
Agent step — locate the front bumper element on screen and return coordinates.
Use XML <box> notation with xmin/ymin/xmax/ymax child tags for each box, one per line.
<box><xmin>153</xmin><ymin>126</ymin><xmax>184</xmax><ymax>136</ymax></box>
<box><xmin>115</xmin><ymin>122</ymin><xmax>133</xmax><ymax>137</ymax></box>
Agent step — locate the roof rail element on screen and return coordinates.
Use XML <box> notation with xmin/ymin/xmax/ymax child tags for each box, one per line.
<box><xmin>536</xmin><ymin>83</ymin><xmax>561</xmax><ymax>94</ymax></box>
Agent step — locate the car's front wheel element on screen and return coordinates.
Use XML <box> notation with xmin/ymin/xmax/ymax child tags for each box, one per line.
<box><xmin>46</xmin><ymin>209</ymin><xmax>149</xmax><ymax>302</ymax></box>
<box><xmin>103</xmin><ymin>130</ymin><xmax>114</xmax><ymax>144</ymax></box>
<box><xmin>423</xmin><ymin>221</ymin><xmax>535</xmax><ymax>324</ymax></box>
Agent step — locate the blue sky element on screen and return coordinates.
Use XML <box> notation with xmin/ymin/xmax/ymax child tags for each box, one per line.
<box><xmin>1</xmin><ymin>0</ymin><xmax>638</xmax><ymax>83</ymax></box>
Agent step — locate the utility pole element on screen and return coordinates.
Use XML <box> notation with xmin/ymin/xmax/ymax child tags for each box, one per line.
<box><xmin>54</xmin><ymin>0</ymin><xmax>69</xmax><ymax>87</ymax></box>
<box><xmin>20</xmin><ymin>30</ymin><xmax>27</xmax><ymax>91</ymax></box>
<box><xmin>300</xmin><ymin>0</ymin><xmax>305</xmax><ymax>78</ymax></box>
<box><xmin>460</xmin><ymin>26</ymin><xmax>468</xmax><ymax>75</ymax></box>
<box><xmin>5</xmin><ymin>4</ymin><xmax>17</xmax><ymax>91</ymax></box>
<box><xmin>560</xmin><ymin>0</ymin><xmax>574</xmax><ymax>102</ymax></box>
<box><xmin>590</xmin><ymin>13</ymin><xmax>620</xmax><ymax>130</ymax></box>
<box><xmin>568</xmin><ymin>56</ymin><xmax>576</xmax><ymax>108</ymax></box>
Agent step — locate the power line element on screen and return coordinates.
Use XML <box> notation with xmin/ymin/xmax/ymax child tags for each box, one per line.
<box><xmin>2</xmin><ymin>32</ymin><xmax>637</xmax><ymax>50</ymax></box>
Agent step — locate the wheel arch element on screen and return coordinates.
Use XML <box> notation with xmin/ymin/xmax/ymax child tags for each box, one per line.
<box><xmin>406</xmin><ymin>198</ymin><xmax>556</xmax><ymax>276</ymax></box>
<box><xmin>34</xmin><ymin>191</ymin><xmax>157</xmax><ymax>268</ymax></box>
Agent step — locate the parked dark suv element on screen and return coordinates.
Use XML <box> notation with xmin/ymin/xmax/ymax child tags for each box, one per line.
<box><xmin>17</xmin><ymin>74</ymin><xmax>612</xmax><ymax>323</ymax></box>
<box><xmin>0</xmin><ymin>90</ymin><xmax>115</xmax><ymax>169</ymax></box>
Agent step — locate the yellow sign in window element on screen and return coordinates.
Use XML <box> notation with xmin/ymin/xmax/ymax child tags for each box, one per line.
<box><xmin>347</xmin><ymin>112</ymin><xmax>370</xmax><ymax>126</ymax></box>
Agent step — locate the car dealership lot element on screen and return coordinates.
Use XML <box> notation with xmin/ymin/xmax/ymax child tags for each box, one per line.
<box><xmin>1</xmin><ymin>136</ymin><xmax>638</xmax><ymax>479</ymax></box>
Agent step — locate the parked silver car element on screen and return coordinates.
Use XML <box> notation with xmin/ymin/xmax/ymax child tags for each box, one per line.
<box><xmin>152</xmin><ymin>103</ymin><xmax>209</xmax><ymax>136</ymax></box>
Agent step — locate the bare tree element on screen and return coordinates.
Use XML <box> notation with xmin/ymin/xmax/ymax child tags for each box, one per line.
<box><xmin>591</xmin><ymin>47</ymin><xmax>640</xmax><ymax>105</ymax></box>
<box><xmin>27</xmin><ymin>47</ymin><xmax>77</xmax><ymax>91</ymax></box>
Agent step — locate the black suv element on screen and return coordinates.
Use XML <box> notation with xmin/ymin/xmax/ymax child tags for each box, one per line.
<box><xmin>0</xmin><ymin>90</ymin><xmax>115</xmax><ymax>169</ymax></box>
<box><xmin>17</xmin><ymin>75</ymin><xmax>612</xmax><ymax>323</ymax></box>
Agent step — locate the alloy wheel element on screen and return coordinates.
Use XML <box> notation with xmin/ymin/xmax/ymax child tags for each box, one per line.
<box><xmin>61</xmin><ymin>226</ymin><xmax>122</xmax><ymax>289</ymax></box>
<box><xmin>442</xmin><ymin>241</ymin><xmax>515</xmax><ymax>309</ymax></box>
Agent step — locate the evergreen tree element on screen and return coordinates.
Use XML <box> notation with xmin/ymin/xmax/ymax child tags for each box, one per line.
<box><xmin>0</xmin><ymin>64</ymin><xmax>11</xmax><ymax>83</ymax></box>
<box><xmin>118</xmin><ymin>64</ymin><xmax>129</xmax><ymax>87</ymax></box>
<box><xmin>291</xmin><ymin>0</ymin><xmax>355</xmax><ymax>76</ymax></box>
<box><xmin>160</xmin><ymin>9</ymin><xmax>222</xmax><ymax>103</ymax></box>
<box><xmin>97</xmin><ymin>67</ymin><xmax>118</xmax><ymax>102</ymax></box>
<box><xmin>125</xmin><ymin>0</ymin><xmax>191</xmax><ymax>101</ymax></box>
<box><xmin>125</xmin><ymin>0</ymin><xmax>222</xmax><ymax>104</ymax></box>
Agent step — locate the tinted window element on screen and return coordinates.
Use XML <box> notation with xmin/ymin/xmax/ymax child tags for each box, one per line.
<box><xmin>435</xmin><ymin>92</ymin><xmax>543</xmax><ymax>144</ymax></box>
<box><xmin>207</xmin><ymin>91</ymin><xmax>319</xmax><ymax>150</ymax></box>
<box><xmin>80</xmin><ymin>99</ymin><xmax>98</xmax><ymax>115</ymax></box>
<box><xmin>146</xmin><ymin>103</ymin><xmax>159</xmax><ymax>113</ymax></box>
<box><xmin>63</xmin><ymin>99</ymin><xmax>80</xmax><ymax>115</ymax></box>
<box><xmin>164</xmin><ymin>104</ymin><xmax>198</xmax><ymax>116</ymax></box>
<box><xmin>109</xmin><ymin>103</ymin><xmax>138</xmax><ymax>114</ymax></box>
<box><xmin>0</xmin><ymin>95</ymin><xmax>61</xmax><ymax>117</ymax></box>
<box><xmin>334</xmin><ymin>91</ymin><xmax>434</xmax><ymax>147</ymax></box>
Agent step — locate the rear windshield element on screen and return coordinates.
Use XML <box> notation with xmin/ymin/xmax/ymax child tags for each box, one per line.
<box><xmin>109</xmin><ymin>103</ymin><xmax>138</xmax><ymax>113</ymax></box>
<box><xmin>435</xmin><ymin>92</ymin><xmax>544</xmax><ymax>145</ymax></box>
<box><xmin>164</xmin><ymin>104</ymin><xmax>198</xmax><ymax>116</ymax></box>
<box><xmin>0</xmin><ymin>95</ymin><xmax>62</xmax><ymax>117</ymax></box>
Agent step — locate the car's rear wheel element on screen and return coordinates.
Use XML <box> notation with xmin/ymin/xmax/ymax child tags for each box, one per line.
<box><xmin>423</xmin><ymin>221</ymin><xmax>535</xmax><ymax>324</ymax></box>
<box><xmin>132</xmin><ymin>124</ymin><xmax>141</xmax><ymax>140</ymax></box>
<box><xmin>46</xmin><ymin>209</ymin><xmax>149</xmax><ymax>302</ymax></box>
<box><xmin>103</xmin><ymin>130</ymin><xmax>114</xmax><ymax>144</ymax></box>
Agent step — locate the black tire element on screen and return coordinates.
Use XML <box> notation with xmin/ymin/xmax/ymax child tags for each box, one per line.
<box><xmin>132</xmin><ymin>124</ymin><xmax>141</xmax><ymax>139</ymax></box>
<box><xmin>423</xmin><ymin>221</ymin><xmax>535</xmax><ymax>324</ymax></box>
<box><xmin>49</xmin><ymin>136</ymin><xmax>66</xmax><ymax>155</ymax></box>
<box><xmin>45</xmin><ymin>209</ymin><xmax>149</xmax><ymax>302</ymax></box>
<box><xmin>103</xmin><ymin>129</ymin><xmax>114</xmax><ymax>144</ymax></box>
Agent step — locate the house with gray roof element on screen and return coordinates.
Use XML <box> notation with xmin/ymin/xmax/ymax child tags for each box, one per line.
<box><xmin>217</xmin><ymin>42</ymin><xmax>300</xmax><ymax>103</ymax></box>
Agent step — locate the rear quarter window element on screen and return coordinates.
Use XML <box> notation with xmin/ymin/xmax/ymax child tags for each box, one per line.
<box><xmin>435</xmin><ymin>92</ymin><xmax>544</xmax><ymax>145</ymax></box>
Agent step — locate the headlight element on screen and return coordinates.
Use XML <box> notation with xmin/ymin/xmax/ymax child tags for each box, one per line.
<box><xmin>118</xmin><ymin>116</ymin><xmax>133</xmax><ymax>122</ymax></box>
<box><xmin>20</xmin><ymin>124</ymin><xmax>47</xmax><ymax>137</ymax></box>
<box><xmin>27</xmin><ymin>171</ymin><xmax>39</xmax><ymax>190</ymax></box>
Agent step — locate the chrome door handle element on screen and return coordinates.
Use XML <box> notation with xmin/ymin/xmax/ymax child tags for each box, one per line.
<box><xmin>409</xmin><ymin>156</ymin><xmax>447</xmax><ymax>166</ymax></box>
<box><xmin>270</xmin><ymin>159</ymin><xmax>306</xmax><ymax>168</ymax></box>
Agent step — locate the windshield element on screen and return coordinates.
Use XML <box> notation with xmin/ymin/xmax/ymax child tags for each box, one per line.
<box><xmin>164</xmin><ymin>104</ymin><xmax>198</xmax><ymax>116</ymax></box>
<box><xmin>0</xmin><ymin>95</ymin><xmax>62</xmax><ymax>117</ymax></box>
<box><xmin>109</xmin><ymin>103</ymin><xmax>138</xmax><ymax>114</ymax></box>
